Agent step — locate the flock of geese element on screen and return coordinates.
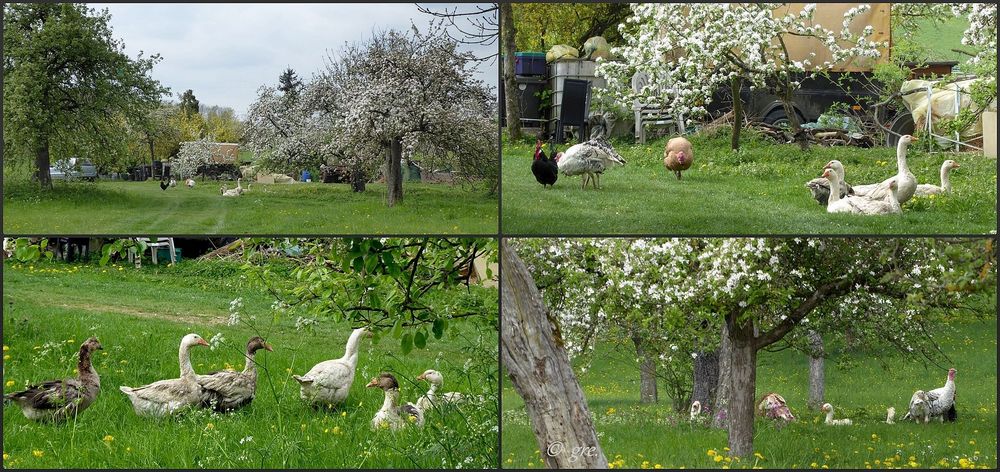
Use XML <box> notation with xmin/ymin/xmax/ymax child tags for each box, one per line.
<box><xmin>4</xmin><ymin>329</ymin><xmax>467</xmax><ymax>431</ymax></box>
<box><xmin>805</xmin><ymin>135</ymin><xmax>961</xmax><ymax>215</ymax></box>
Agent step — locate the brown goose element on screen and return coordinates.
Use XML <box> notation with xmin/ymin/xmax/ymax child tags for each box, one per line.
<box><xmin>367</xmin><ymin>372</ymin><xmax>424</xmax><ymax>430</ymax></box>
<box><xmin>4</xmin><ymin>337</ymin><xmax>103</xmax><ymax>422</ymax></box>
<box><xmin>196</xmin><ymin>336</ymin><xmax>273</xmax><ymax>412</ymax></box>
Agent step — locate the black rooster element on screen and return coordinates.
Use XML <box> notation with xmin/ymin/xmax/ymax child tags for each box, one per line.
<box><xmin>159</xmin><ymin>179</ymin><xmax>169</xmax><ymax>190</ymax></box>
<box><xmin>531</xmin><ymin>139</ymin><xmax>558</xmax><ymax>189</ymax></box>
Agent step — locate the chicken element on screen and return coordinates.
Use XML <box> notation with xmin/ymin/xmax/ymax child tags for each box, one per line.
<box><xmin>531</xmin><ymin>140</ymin><xmax>558</xmax><ymax>188</ymax></box>
<box><xmin>663</xmin><ymin>136</ymin><xmax>693</xmax><ymax>180</ymax></box>
<box><xmin>556</xmin><ymin>137</ymin><xmax>625</xmax><ymax>190</ymax></box>
<box><xmin>159</xmin><ymin>180</ymin><xmax>169</xmax><ymax>191</ymax></box>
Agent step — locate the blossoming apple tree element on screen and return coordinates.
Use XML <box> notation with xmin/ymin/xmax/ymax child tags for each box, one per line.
<box><xmin>598</xmin><ymin>3</ymin><xmax>885</xmax><ymax>150</ymax></box>
<box><xmin>509</xmin><ymin>237</ymin><xmax>995</xmax><ymax>459</ymax></box>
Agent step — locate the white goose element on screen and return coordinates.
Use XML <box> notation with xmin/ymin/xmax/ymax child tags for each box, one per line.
<box><xmin>914</xmin><ymin>160</ymin><xmax>959</xmax><ymax>196</ymax></box>
<box><xmin>185</xmin><ymin>178</ymin><xmax>196</xmax><ymax>188</ymax></box>
<box><xmin>293</xmin><ymin>328</ymin><xmax>369</xmax><ymax>408</ymax></box>
<box><xmin>367</xmin><ymin>372</ymin><xmax>424</xmax><ymax>430</ymax></box>
<box><xmin>806</xmin><ymin>160</ymin><xmax>853</xmax><ymax>205</ymax></box>
<box><xmin>821</xmin><ymin>403</ymin><xmax>853</xmax><ymax>425</ymax></box>
<box><xmin>221</xmin><ymin>178</ymin><xmax>242</xmax><ymax>197</ymax></box>
<box><xmin>852</xmin><ymin>135</ymin><xmax>918</xmax><ymax>203</ymax></box>
<box><xmin>823</xmin><ymin>167</ymin><xmax>901</xmax><ymax>215</ymax></box>
<box><xmin>415</xmin><ymin>369</ymin><xmax>464</xmax><ymax>412</ymax></box>
<box><xmin>119</xmin><ymin>333</ymin><xmax>209</xmax><ymax>417</ymax></box>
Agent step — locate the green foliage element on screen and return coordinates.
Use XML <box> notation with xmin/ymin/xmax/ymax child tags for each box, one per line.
<box><xmin>2</xmin><ymin>3</ymin><xmax>168</xmax><ymax>185</ymax></box>
<box><xmin>8</xmin><ymin>238</ymin><xmax>54</xmax><ymax>263</ymax></box>
<box><xmin>511</xmin><ymin>3</ymin><xmax>633</xmax><ymax>51</ymax></box>
<box><xmin>242</xmin><ymin>238</ymin><xmax>498</xmax><ymax>354</ymax></box>
<box><xmin>179</xmin><ymin>89</ymin><xmax>200</xmax><ymax>116</ymax></box>
<box><xmin>98</xmin><ymin>238</ymin><xmax>147</xmax><ymax>266</ymax></box>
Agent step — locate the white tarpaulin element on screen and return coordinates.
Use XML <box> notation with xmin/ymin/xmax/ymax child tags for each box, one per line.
<box><xmin>901</xmin><ymin>79</ymin><xmax>998</xmax><ymax>139</ymax></box>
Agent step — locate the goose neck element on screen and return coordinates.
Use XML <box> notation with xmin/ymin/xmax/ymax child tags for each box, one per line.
<box><xmin>242</xmin><ymin>351</ymin><xmax>257</xmax><ymax>376</ymax></box>
<box><xmin>824</xmin><ymin>410</ymin><xmax>834</xmax><ymax>424</ymax></box>
<box><xmin>343</xmin><ymin>329</ymin><xmax>366</xmax><ymax>361</ymax></box>
<box><xmin>896</xmin><ymin>141</ymin><xmax>911</xmax><ymax>173</ymax></box>
<box><xmin>381</xmin><ymin>388</ymin><xmax>399</xmax><ymax>413</ymax></box>
<box><xmin>179</xmin><ymin>344</ymin><xmax>196</xmax><ymax>379</ymax></box>
<box><xmin>78</xmin><ymin>348</ymin><xmax>98</xmax><ymax>380</ymax></box>
<box><xmin>826</xmin><ymin>173</ymin><xmax>842</xmax><ymax>206</ymax></box>
<box><xmin>941</xmin><ymin>165</ymin><xmax>952</xmax><ymax>192</ymax></box>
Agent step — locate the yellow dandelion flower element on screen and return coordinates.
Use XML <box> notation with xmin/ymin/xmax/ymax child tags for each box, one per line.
<box><xmin>33</xmin><ymin>450</ymin><xmax>44</xmax><ymax>458</ymax></box>
<box><xmin>341</xmin><ymin>411</ymin><xmax>347</xmax><ymax>417</ymax></box>
<box><xmin>2</xmin><ymin>345</ymin><xmax>8</xmax><ymax>351</ymax></box>
<box><xmin>103</xmin><ymin>435</ymin><xmax>114</xmax><ymax>443</ymax></box>
<box><xmin>3</xmin><ymin>355</ymin><xmax>10</xmax><ymax>361</ymax></box>
<box><xmin>529</xmin><ymin>462</ymin><xmax>535</xmax><ymax>468</ymax></box>
<box><xmin>714</xmin><ymin>455</ymin><xmax>723</xmax><ymax>463</ymax></box>
<box><xmin>506</xmin><ymin>459</ymin><xmax>513</xmax><ymax>464</ymax></box>
<box><xmin>3</xmin><ymin>453</ymin><xmax>8</xmax><ymax>461</ymax></box>
<box><xmin>754</xmin><ymin>452</ymin><xmax>764</xmax><ymax>460</ymax></box>
<box><xmin>707</xmin><ymin>450</ymin><xmax>717</xmax><ymax>457</ymax></box>
<box><xmin>810</xmin><ymin>462</ymin><xmax>819</xmax><ymax>468</ymax></box>
<box><xmin>5</xmin><ymin>380</ymin><xmax>14</xmax><ymax>388</ymax></box>
<box><xmin>205</xmin><ymin>423</ymin><xmax>215</xmax><ymax>431</ymax></box>
<box><xmin>333</xmin><ymin>426</ymin><xmax>342</xmax><ymax>435</ymax></box>
<box><xmin>959</xmin><ymin>458</ymin><xmax>972</xmax><ymax>468</ymax></box>
<box><xmin>606</xmin><ymin>407</ymin><xmax>616</xmax><ymax>415</ymax></box>
<box><xmin>821</xmin><ymin>466</ymin><xmax>829</xmax><ymax>469</ymax></box>
<box><xmin>655</xmin><ymin>465</ymin><xmax>662</xmax><ymax>469</ymax></box>
<box><xmin>969</xmin><ymin>440</ymin><xmax>976</xmax><ymax>445</ymax></box>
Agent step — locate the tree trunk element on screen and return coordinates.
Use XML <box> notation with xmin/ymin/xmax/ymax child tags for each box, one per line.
<box><xmin>148</xmin><ymin>137</ymin><xmax>155</xmax><ymax>168</ymax></box>
<box><xmin>807</xmin><ymin>330</ymin><xmax>825</xmax><ymax>410</ymax></box>
<box><xmin>729</xmin><ymin>77</ymin><xmax>743</xmax><ymax>151</ymax></box>
<box><xmin>386</xmin><ymin>137</ymin><xmax>403</xmax><ymax>207</ymax></box>
<box><xmin>692</xmin><ymin>348</ymin><xmax>720</xmax><ymax>414</ymax></box>
<box><xmin>780</xmin><ymin>84</ymin><xmax>809</xmax><ymax>151</ymax></box>
<box><xmin>351</xmin><ymin>168</ymin><xmax>366</xmax><ymax>193</ymax></box>
<box><xmin>500</xmin><ymin>241</ymin><xmax>608</xmax><ymax>469</ymax></box>
<box><xmin>727</xmin><ymin>318</ymin><xmax>757</xmax><ymax>457</ymax></box>
<box><xmin>499</xmin><ymin>2</ymin><xmax>522</xmax><ymax>140</ymax></box>
<box><xmin>631</xmin><ymin>335</ymin><xmax>658</xmax><ymax>404</ymax></box>
<box><xmin>712</xmin><ymin>321</ymin><xmax>732</xmax><ymax>429</ymax></box>
<box><xmin>35</xmin><ymin>137</ymin><xmax>53</xmax><ymax>189</ymax></box>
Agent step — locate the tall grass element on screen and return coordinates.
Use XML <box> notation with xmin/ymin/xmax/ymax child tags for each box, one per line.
<box><xmin>2</xmin><ymin>260</ymin><xmax>498</xmax><ymax>469</ymax></box>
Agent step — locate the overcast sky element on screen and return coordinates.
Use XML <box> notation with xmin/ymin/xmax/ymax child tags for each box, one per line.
<box><xmin>90</xmin><ymin>3</ymin><xmax>497</xmax><ymax>117</ymax></box>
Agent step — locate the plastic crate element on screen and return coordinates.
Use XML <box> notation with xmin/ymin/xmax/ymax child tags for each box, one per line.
<box><xmin>155</xmin><ymin>247</ymin><xmax>182</xmax><ymax>264</ymax></box>
<box><xmin>515</xmin><ymin>52</ymin><xmax>547</xmax><ymax>76</ymax></box>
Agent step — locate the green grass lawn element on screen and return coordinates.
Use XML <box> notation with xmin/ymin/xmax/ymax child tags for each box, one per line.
<box><xmin>2</xmin><ymin>180</ymin><xmax>497</xmax><ymax>235</ymax></box>
<box><xmin>2</xmin><ymin>260</ymin><xmax>498</xmax><ymax>469</ymax></box>
<box><xmin>502</xmin><ymin>133</ymin><xmax>997</xmax><ymax>235</ymax></box>
<box><xmin>501</xmin><ymin>313</ymin><xmax>997</xmax><ymax>469</ymax></box>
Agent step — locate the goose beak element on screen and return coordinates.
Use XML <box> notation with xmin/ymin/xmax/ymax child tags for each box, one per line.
<box><xmin>264</xmin><ymin>343</ymin><xmax>274</xmax><ymax>352</ymax></box>
<box><xmin>953</xmin><ymin>163</ymin><xmax>960</xmax><ymax>169</ymax></box>
<box><xmin>198</xmin><ymin>339</ymin><xmax>210</xmax><ymax>347</ymax></box>
<box><xmin>910</xmin><ymin>136</ymin><xmax>918</xmax><ymax>142</ymax></box>
<box><xmin>416</xmin><ymin>374</ymin><xmax>426</xmax><ymax>381</ymax></box>
<box><xmin>365</xmin><ymin>378</ymin><xmax>378</xmax><ymax>388</ymax></box>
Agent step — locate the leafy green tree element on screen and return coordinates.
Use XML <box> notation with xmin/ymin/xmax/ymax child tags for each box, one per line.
<box><xmin>3</xmin><ymin>3</ymin><xmax>168</xmax><ymax>188</ymax></box>
<box><xmin>179</xmin><ymin>89</ymin><xmax>200</xmax><ymax>116</ymax></box>
<box><xmin>511</xmin><ymin>3</ymin><xmax>632</xmax><ymax>51</ymax></box>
